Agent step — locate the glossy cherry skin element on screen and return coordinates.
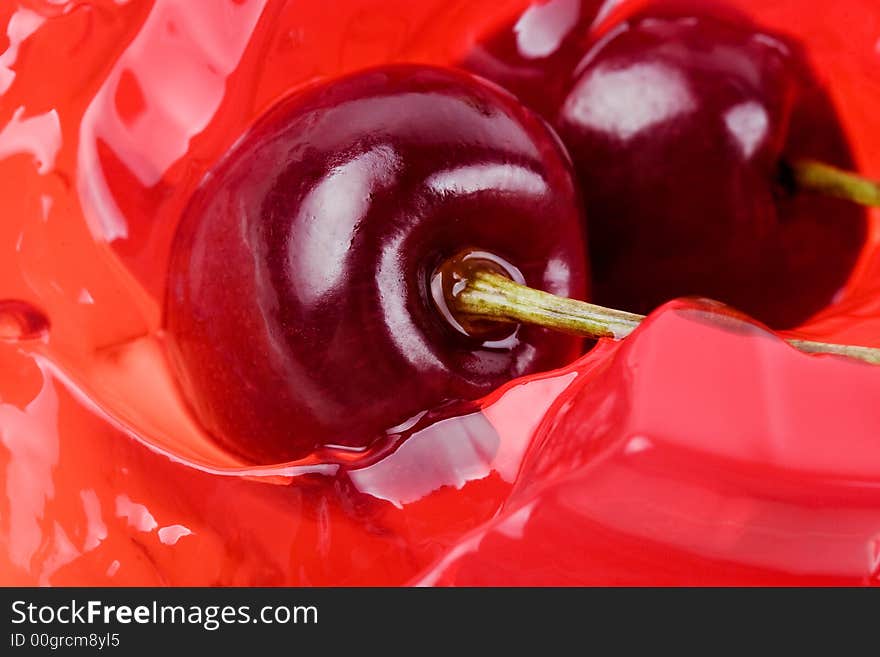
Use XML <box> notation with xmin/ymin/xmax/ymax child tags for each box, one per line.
<box><xmin>552</xmin><ymin>14</ymin><xmax>865</xmax><ymax>327</ymax></box>
<box><xmin>463</xmin><ymin>0</ymin><xmax>604</xmax><ymax>118</ymax></box>
<box><xmin>164</xmin><ymin>64</ymin><xmax>589</xmax><ymax>464</ymax></box>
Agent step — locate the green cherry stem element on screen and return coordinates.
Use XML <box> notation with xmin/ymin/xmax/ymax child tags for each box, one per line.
<box><xmin>789</xmin><ymin>158</ymin><xmax>880</xmax><ymax>207</ymax></box>
<box><xmin>450</xmin><ymin>266</ymin><xmax>880</xmax><ymax>366</ymax></box>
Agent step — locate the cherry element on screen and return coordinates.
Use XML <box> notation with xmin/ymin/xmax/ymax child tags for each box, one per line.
<box><xmin>164</xmin><ymin>64</ymin><xmax>589</xmax><ymax>464</ymax></box>
<box><xmin>551</xmin><ymin>13</ymin><xmax>866</xmax><ymax>327</ymax></box>
<box><xmin>439</xmin><ymin>254</ymin><xmax>880</xmax><ymax>365</ymax></box>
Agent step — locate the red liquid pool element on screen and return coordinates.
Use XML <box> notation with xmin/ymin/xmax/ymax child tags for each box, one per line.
<box><xmin>2</xmin><ymin>0</ymin><xmax>880</xmax><ymax>585</ymax></box>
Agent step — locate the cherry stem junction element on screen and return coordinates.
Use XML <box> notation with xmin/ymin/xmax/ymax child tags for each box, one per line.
<box><xmin>451</xmin><ymin>267</ymin><xmax>880</xmax><ymax>366</ymax></box>
<box><xmin>790</xmin><ymin>158</ymin><xmax>880</xmax><ymax>207</ymax></box>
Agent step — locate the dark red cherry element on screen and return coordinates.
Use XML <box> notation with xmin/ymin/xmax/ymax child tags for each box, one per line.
<box><xmin>552</xmin><ymin>13</ymin><xmax>866</xmax><ymax>327</ymax></box>
<box><xmin>164</xmin><ymin>64</ymin><xmax>589</xmax><ymax>464</ymax></box>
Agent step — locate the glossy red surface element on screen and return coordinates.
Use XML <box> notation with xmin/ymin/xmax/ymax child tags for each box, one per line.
<box><xmin>464</xmin><ymin>0</ymin><xmax>605</xmax><ymax>118</ymax></box>
<box><xmin>165</xmin><ymin>64</ymin><xmax>588</xmax><ymax>463</ymax></box>
<box><xmin>555</xmin><ymin>12</ymin><xmax>865</xmax><ymax>327</ymax></box>
<box><xmin>2</xmin><ymin>0</ymin><xmax>880</xmax><ymax>586</ymax></box>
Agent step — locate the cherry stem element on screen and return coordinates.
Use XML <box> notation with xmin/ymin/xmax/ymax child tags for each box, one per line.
<box><xmin>452</xmin><ymin>267</ymin><xmax>880</xmax><ymax>366</ymax></box>
<box><xmin>789</xmin><ymin>158</ymin><xmax>880</xmax><ymax>207</ymax></box>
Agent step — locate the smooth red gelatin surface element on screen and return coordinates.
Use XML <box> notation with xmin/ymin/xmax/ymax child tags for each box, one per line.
<box><xmin>2</xmin><ymin>0</ymin><xmax>880</xmax><ymax>586</ymax></box>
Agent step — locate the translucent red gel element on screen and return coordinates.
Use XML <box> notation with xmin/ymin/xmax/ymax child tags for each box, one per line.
<box><xmin>2</xmin><ymin>0</ymin><xmax>880</xmax><ymax>585</ymax></box>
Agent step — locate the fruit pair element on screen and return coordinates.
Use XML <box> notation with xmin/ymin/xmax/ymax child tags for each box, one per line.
<box><xmin>166</xmin><ymin>11</ymin><xmax>878</xmax><ymax>463</ymax></box>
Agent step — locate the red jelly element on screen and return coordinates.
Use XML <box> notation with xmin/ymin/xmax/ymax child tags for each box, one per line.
<box><xmin>2</xmin><ymin>0</ymin><xmax>880</xmax><ymax>586</ymax></box>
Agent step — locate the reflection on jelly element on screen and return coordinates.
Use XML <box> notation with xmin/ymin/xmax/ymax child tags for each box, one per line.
<box><xmin>347</xmin><ymin>413</ymin><xmax>501</xmax><ymax>508</ymax></box>
<box><xmin>78</xmin><ymin>0</ymin><xmax>269</xmax><ymax>242</ymax></box>
<box><xmin>0</xmin><ymin>8</ymin><xmax>47</xmax><ymax>95</ymax></box>
<box><xmin>0</xmin><ymin>361</ymin><xmax>61</xmax><ymax>582</ymax></box>
<box><xmin>416</xmin><ymin>301</ymin><xmax>880</xmax><ymax>585</ymax></box>
<box><xmin>0</xmin><ymin>300</ymin><xmax>49</xmax><ymax>342</ymax></box>
<box><xmin>0</xmin><ymin>107</ymin><xmax>61</xmax><ymax>174</ymax></box>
